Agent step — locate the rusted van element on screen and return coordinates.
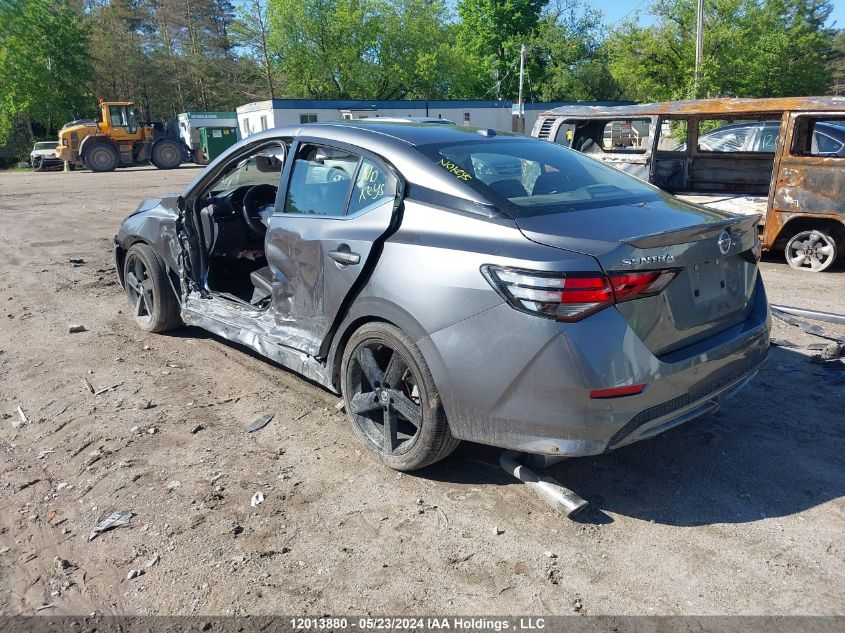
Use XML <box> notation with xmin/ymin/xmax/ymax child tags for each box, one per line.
<box><xmin>532</xmin><ymin>97</ymin><xmax>845</xmax><ymax>271</ymax></box>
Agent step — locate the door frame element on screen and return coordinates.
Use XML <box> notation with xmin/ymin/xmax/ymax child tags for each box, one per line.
<box><xmin>270</xmin><ymin>136</ymin><xmax>407</xmax><ymax>359</ymax></box>
<box><xmin>179</xmin><ymin>137</ymin><xmax>290</xmax><ymax>296</ymax></box>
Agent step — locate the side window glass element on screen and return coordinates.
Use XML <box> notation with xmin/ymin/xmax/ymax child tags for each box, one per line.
<box><xmin>127</xmin><ymin>108</ymin><xmax>139</xmax><ymax>134</ymax></box>
<box><xmin>110</xmin><ymin>106</ymin><xmax>127</xmax><ymax>128</ymax></box>
<box><xmin>757</xmin><ymin>125</ymin><xmax>778</xmax><ymax>152</ymax></box>
<box><xmin>816</xmin><ymin>132</ymin><xmax>844</xmax><ymax>154</ymax></box>
<box><xmin>697</xmin><ymin>119</ymin><xmax>779</xmax><ymax>152</ymax></box>
<box><xmin>698</xmin><ymin>126</ymin><xmax>749</xmax><ymax>152</ymax></box>
<box><xmin>791</xmin><ymin>118</ymin><xmax>845</xmax><ymax>157</ymax></box>
<box><xmin>348</xmin><ymin>158</ymin><xmax>396</xmax><ymax>215</ymax></box>
<box><xmin>284</xmin><ymin>145</ymin><xmax>358</xmax><ymax>216</ymax></box>
<box><xmin>553</xmin><ymin>122</ymin><xmax>574</xmax><ymax>147</ymax></box>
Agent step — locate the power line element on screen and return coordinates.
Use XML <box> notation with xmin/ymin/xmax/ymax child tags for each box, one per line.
<box><xmin>611</xmin><ymin>0</ymin><xmax>651</xmax><ymax>27</ymax></box>
<box><xmin>481</xmin><ymin>54</ymin><xmax>522</xmax><ymax>101</ymax></box>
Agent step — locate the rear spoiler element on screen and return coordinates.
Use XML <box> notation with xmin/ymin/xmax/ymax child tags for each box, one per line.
<box><xmin>622</xmin><ymin>215</ymin><xmax>760</xmax><ymax>249</ymax></box>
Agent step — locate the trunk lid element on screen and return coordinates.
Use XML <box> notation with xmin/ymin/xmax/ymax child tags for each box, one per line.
<box><xmin>514</xmin><ymin>197</ymin><xmax>761</xmax><ymax>357</ymax></box>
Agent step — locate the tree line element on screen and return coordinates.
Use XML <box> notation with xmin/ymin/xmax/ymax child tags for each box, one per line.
<box><xmin>0</xmin><ymin>0</ymin><xmax>842</xmax><ymax>153</ymax></box>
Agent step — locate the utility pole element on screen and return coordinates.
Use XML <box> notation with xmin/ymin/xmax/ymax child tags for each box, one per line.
<box><xmin>694</xmin><ymin>0</ymin><xmax>704</xmax><ymax>98</ymax></box>
<box><xmin>517</xmin><ymin>43</ymin><xmax>526</xmax><ymax>133</ymax></box>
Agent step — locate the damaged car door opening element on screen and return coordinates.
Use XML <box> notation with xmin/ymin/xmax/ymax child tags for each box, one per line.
<box><xmin>114</xmin><ymin>120</ymin><xmax>770</xmax><ymax>493</ymax></box>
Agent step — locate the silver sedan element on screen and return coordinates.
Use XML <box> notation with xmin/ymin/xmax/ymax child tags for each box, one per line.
<box><xmin>114</xmin><ymin>122</ymin><xmax>770</xmax><ymax>470</ymax></box>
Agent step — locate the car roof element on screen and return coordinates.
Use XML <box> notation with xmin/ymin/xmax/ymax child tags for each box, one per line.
<box><xmin>363</xmin><ymin>116</ymin><xmax>454</xmax><ymax>124</ymax></box>
<box><xmin>186</xmin><ymin>122</ymin><xmax>529</xmax><ymax>206</ymax></box>
<box><xmin>301</xmin><ymin>120</ymin><xmax>522</xmax><ymax>146</ymax></box>
<box><xmin>215</xmin><ymin>121</ymin><xmax>526</xmax><ymax>165</ymax></box>
<box><xmin>816</xmin><ymin>121</ymin><xmax>845</xmax><ymax>139</ymax></box>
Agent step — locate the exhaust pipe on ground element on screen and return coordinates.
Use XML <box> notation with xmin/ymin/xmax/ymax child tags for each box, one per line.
<box><xmin>499</xmin><ymin>450</ymin><xmax>588</xmax><ymax>518</ymax></box>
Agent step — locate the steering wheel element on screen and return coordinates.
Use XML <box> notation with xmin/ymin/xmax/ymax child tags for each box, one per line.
<box><xmin>242</xmin><ymin>184</ymin><xmax>277</xmax><ymax>236</ymax></box>
<box><xmin>329</xmin><ymin>166</ymin><xmax>350</xmax><ymax>182</ymax></box>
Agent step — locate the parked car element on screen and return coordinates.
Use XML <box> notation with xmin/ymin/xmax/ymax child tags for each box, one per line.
<box><xmin>114</xmin><ymin>122</ymin><xmax>770</xmax><ymax>471</ymax></box>
<box><xmin>30</xmin><ymin>141</ymin><xmax>63</xmax><ymax>171</ymax></box>
<box><xmin>469</xmin><ymin>152</ymin><xmax>524</xmax><ymax>186</ymax></box>
<box><xmin>689</xmin><ymin>120</ymin><xmax>845</xmax><ymax>155</ymax></box>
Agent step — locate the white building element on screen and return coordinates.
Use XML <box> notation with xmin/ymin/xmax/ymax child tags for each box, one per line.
<box><xmin>236</xmin><ymin>99</ymin><xmax>623</xmax><ymax>137</ymax></box>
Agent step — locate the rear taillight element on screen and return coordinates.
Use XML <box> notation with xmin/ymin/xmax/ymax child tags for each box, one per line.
<box><xmin>482</xmin><ymin>265</ymin><xmax>678</xmax><ymax>322</ymax></box>
<box><xmin>609</xmin><ymin>270</ymin><xmax>678</xmax><ymax>302</ymax></box>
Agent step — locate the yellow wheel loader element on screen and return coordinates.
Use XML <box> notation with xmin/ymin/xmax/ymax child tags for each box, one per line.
<box><xmin>55</xmin><ymin>99</ymin><xmax>189</xmax><ymax>172</ymax></box>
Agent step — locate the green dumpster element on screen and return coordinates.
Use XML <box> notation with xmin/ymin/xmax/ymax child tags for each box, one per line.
<box><xmin>198</xmin><ymin>126</ymin><xmax>238</xmax><ymax>164</ymax></box>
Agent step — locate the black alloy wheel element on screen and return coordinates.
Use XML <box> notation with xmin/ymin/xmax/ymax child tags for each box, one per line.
<box><xmin>341</xmin><ymin>322</ymin><xmax>459</xmax><ymax>471</ymax></box>
<box><xmin>123</xmin><ymin>243</ymin><xmax>182</xmax><ymax>333</ymax></box>
<box><xmin>347</xmin><ymin>341</ymin><xmax>423</xmax><ymax>455</ymax></box>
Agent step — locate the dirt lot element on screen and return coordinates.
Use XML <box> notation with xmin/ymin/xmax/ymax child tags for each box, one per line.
<box><xmin>0</xmin><ymin>167</ymin><xmax>843</xmax><ymax>617</ymax></box>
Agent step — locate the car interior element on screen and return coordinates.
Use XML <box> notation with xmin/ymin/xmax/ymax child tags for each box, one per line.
<box><xmin>192</xmin><ymin>145</ymin><xmax>285</xmax><ymax>307</ymax></box>
<box><xmin>611</xmin><ymin>116</ymin><xmax>845</xmax><ymax>192</ymax></box>
<box><xmin>438</xmin><ymin>142</ymin><xmax>630</xmax><ymax>206</ymax></box>
<box><xmin>190</xmin><ymin>143</ymin><xmax>362</xmax><ymax>309</ymax></box>
<box><xmin>561</xmin><ymin>117</ymin><xmax>778</xmax><ymax>197</ymax></box>
<box><xmin>653</xmin><ymin>117</ymin><xmax>779</xmax><ymax>196</ymax></box>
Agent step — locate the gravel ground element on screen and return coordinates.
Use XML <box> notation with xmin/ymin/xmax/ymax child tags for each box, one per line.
<box><xmin>0</xmin><ymin>167</ymin><xmax>843</xmax><ymax>616</ymax></box>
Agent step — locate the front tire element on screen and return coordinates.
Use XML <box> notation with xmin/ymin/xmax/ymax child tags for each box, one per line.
<box><xmin>84</xmin><ymin>144</ymin><xmax>119</xmax><ymax>172</ymax></box>
<box><xmin>341</xmin><ymin>322</ymin><xmax>459</xmax><ymax>471</ymax></box>
<box><xmin>123</xmin><ymin>244</ymin><xmax>182</xmax><ymax>333</ymax></box>
<box><xmin>785</xmin><ymin>229</ymin><xmax>839</xmax><ymax>272</ymax></box>
<box><xmin>151</xmin><ymin>139</ymin><xmax>182</xmax><ymax>170</ymax></box>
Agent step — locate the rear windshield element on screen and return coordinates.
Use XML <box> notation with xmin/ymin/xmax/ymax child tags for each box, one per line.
<box><xmin>417</xmin><ymin>138</ymin><xmax>662</xmax><ymax>217</ymax></box>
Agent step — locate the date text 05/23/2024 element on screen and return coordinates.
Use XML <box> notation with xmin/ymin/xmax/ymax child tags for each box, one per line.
<box><xmin>290</xmin><ymin>617</ymin><xmax>549</xmax><ymax>631</ymax></box>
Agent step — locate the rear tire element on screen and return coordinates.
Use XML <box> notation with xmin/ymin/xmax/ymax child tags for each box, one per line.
<box><xmin>123</xmin><ymin>243</ymin><xmax>182</xmax><ymax>333</ymax></box>
<box><xmin>151</xmin><ymin>139</ymin><xmax>182</xmax><ymax>170</ymax></box>
<box><xmin>784</xmin><ymin>229</ymin><xmax>839</xmax><ymax>272</ymax></box>
<box><xmin>341</xmin><ymin>322</ymin><xmax>459</xmax><ymax>471</ymax></box>
<box><xmin>84</xmin><ymin>143</ymin><xmax>119</xmax><ymax>172</ymax></box>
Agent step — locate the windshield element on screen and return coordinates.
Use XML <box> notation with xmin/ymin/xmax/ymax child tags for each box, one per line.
<box><xmin>210</xmin><ymin>146</ymin><xmax>286</xmax><ymax>195</ymax></box>
<box><xmin>34</xmin><ymin>142</ymin><xmax>58</xmax><ymax>150</ymax></box>
<box><xmin>417</xmin><ymin>138</ymin><xmax>662</xmax><ymax>217</ymax></box>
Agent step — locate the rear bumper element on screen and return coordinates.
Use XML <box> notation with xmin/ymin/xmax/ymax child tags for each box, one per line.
<box><xmin>418</xmin><ymin>275</ymin><xmax>770</xmax><ymax>456</ymax></box>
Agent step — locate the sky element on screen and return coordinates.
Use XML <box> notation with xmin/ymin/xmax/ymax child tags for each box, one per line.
<box><xmin>599</xmin><ymin>0</ymin><xmax>845</xmax><ymax>29</ymax></box>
